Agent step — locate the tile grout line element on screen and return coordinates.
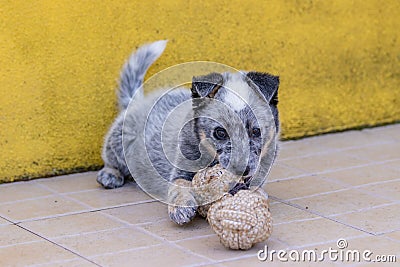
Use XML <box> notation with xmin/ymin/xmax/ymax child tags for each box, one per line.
<box><xmin>287</xmin><ymin>233</ymin><xmax>369</xmax><ymax>250</ymax></box>
<box><xmin>19</xmin><ymin>202</ymin><xmax>156</xmax><ymax>226</ymax></box>
<box><xmin>35</xmin><ymin>180</ymin><xmax>157</xmax><ymax>207</ymax></box>
<box><xmin>126</xmin><ymin>218</ymin><xmax>218</xmax><ymax>263</ymax></box>
<box><xmin>24</xmin><ymin>181</ymin><xmax>216</xmax><ymax>264</ymax></box>
<box><xmin>351</xmin><ymin>184</ymin><xmax>400</xmax><ymax>203</ymax></box>
<box><xmin>193</xmin><ymin>233</ymin><xmax>369</xmax><ymax>266</ymax></box>
<box><xmin>28</xmin><ymin>257</ymin><xmax>98</xmax><ymax>267</ymax></box>
<box><xmin>176</xmin><ymin>237</ymin><xmax>290</xmax><ymax>266</ymax></box>
<box><xmin>268</xmin><ymin>196</ymin><xmax>381</xmax><ymax>236</ymax></box>
<box><xmin>13</xmin><ymin>209</ymin><xmax>96</xmax><ymax>224</ymax></box>
<box><xmin>15</xmin><ymin>224</ymin><xmax>102</xmax><ymax>267</ymax></box>
<box><xmin>50</xmin><ymin>226</ymin><xmax>128</xmax><ymax>240</ymax></box>
<box><xmin>270</xmin><ymin>180</ymin><xmax>399</xmax><ymax>204</ymax></box>
<box><xmin>0</xmin><ymin>215</ymin><xmax>15</xmax><ymax>225</ymax></box>
<box><xmin>352</xmin><ymin>177</ymin><xmax>400</xmax><ymax>188</ymax></box>
<box><xmin>9</xmin><ymin>183</ymin><xmax>155</xmax><ymax>266</ymax></box>
<box><xmin>326</xmin><ymin>202</ymin><xmax>398</xmax><ymax>218</ymax></box>
<box><xmin>0</xmin><ymin>239</ymin><xmax>43</xmax><ymax>249</ymax></box>
<box><xmin>272</xmin><ymin>216</ymin><xmax>323</xmax><ymax>226</ymax></box>
<box><xmin>272</xmin><ymin>193</ymin><xmax>396</xmax><ymax>218</ymax></box>
<box><xmin>88</xmin><ymin>243</ymin><xmax>163</xmax><ymax>260</ymax></box>
<box><xmin>277</xmin><ymin>140</ymin><xmax>394</xmax><ymax>162</ymax></box>
<box><xmin>377</xmin><ymin>227</ymin><xmax>400</xmax><ymax>236</ymax></box>
<box><xmin>381</xmin><ymin>235</ymin><xmax>400</xmax><ymax>244</ymax></box>
<box><xmin>187</xmin><ymin>237</ymin><xmax>292</xmax><ymax>266</ymax></box>
<box><xmin>171</xmin><ymin>233</ymin><xmax>217</xmax><ymax>243</ymax></box>
<box><xmin>204</xmin><ymin>235</ymin><xmax>366</xmax><ymax>265</ymax></box>
<box><xmin>273</xmin><ymin>187</ymin><xmax>351</xmax><ymax>202</ymax></box>
<box><xmin>0</xmin><ymin>194</ymin><xmax>55</xmax><ymax>206</ymax></box>
<box><xmin>295</xmin><ymin>159</ymin><xmax>387</xmax><ymax>177</ymax></box>
<box><xmin>23</xmin><ymin>182</ymin><xmax>156</xmax><ymax>223</ymax></box>
<box><xmin>269</xmin><ymin>157</ymin><xmax>400</xmax><ymax>184</ymax></box>
<box><xmin>98</xmin><ymin>210</ymin><xmax>217</xmax><ymax>264</ymax></box>
<box><xmin>317</xmin><ymin>174</ymin><xmax>400</xmax><ymax>204</ymax></box>
<box><xmin>138</xmin><ymin>225</ymin><xmax>217</xmax><ymax>265</ymax></box>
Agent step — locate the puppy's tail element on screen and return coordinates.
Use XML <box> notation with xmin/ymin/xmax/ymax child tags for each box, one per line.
<box><xmin>118</xmin><ymin>40</ymin><xmax>167</xmax><ymax>110</ymax></box>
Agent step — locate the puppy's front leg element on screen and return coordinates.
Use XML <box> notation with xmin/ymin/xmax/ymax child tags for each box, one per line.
<box><xmin>168</xmin><ymin>178</ymin><xmax>197</xmax><ymax>225</ymax></box>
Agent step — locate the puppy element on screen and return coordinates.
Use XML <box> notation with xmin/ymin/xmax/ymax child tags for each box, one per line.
<box><xmin>97</xmin><ymin>40</ymin><xmax>280</xmax><ymax>225</ymax></box>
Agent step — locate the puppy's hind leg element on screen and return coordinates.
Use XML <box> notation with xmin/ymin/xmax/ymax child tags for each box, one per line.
<box><xmin>97</xmin><ymin>116</ymin><xmax>127</xmax><ymax>189</ymax></box>
<box><xmin>97</xmin><ymin>166</ymin><xmax>124</xmax><ymax>189</ymax></box>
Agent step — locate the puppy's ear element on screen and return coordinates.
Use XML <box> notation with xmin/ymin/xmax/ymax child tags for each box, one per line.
<box><xmin>246</xmin><ymin>72</ymin><xmax>279</xmax><ymax>106</ymax></box>
<box><xmin>191</xmin><ymin>73</ymin><xmax>223</xmax><ymax>98</ymax></box>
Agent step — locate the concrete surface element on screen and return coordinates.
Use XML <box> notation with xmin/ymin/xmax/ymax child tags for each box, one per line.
<box><xmin>1</xmin><ymin>0</ymin><xmax>399</xmax><ymax>182</ymax></box>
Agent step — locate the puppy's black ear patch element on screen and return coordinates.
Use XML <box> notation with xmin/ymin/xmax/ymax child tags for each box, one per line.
<box><xmin>191</xmin><ymin>73</ymin><xmax>223</xmax><ymax>98</ymax></box>
<box><xmin>246</xmin><ymin>72</ymin><xmax>279</xmax><ymax>106</ymax></box>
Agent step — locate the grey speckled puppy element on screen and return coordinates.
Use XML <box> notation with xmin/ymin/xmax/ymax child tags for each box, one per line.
<box><xmin>98</xmin><ymin>40</ymin><xmax>280</xmax><ymax>225</ymax></box>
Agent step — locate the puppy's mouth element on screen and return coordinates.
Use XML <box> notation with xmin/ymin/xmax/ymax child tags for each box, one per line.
<box><xmin>228</xmin><ymin>176</ymin><xmax>252</xmax><ymax>196</ymax></box>
<box><xmin>243</xmin><ymin>176</ymin><xmax>252</xmax><ymax>185</ymax></box>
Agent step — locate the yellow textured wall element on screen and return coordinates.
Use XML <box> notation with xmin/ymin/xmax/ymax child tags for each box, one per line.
<box><xmin>1</xmin><ymin>0</ymin><xmax>399</xmax><ymax>182</ymax></box>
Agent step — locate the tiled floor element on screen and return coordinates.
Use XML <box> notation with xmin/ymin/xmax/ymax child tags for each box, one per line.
<box><xmin>1</xmin><ymin>124</ymin><xmax>399</xmax><ymax>266</ymax></box>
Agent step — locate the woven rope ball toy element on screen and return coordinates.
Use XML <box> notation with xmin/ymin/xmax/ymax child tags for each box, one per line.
<box><xmin>192</xmin><ymin>164</ymin><xmax>272</xmax><ymax>250</ymax></box>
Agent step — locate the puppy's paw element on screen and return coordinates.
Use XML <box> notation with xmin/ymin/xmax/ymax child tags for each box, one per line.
<box><xmin>168</xmin><ymin>201</ymin><xmax>197</xmax><ymax>225</ymax></box>
<box><xmin>167</xmin><ymin>178</ymin><xmax>197</xmax><ymax>225</ymax></box>
<box><xmin>97</xmin><ymin>167</ymin><xmax>124</xmax><ymax>189</ymax></box>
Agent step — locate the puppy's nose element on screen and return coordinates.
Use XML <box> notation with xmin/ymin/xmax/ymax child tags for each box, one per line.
<box><xmin>243</xmin><ymin>166</ymin><xmax>250</xmax><ymax>176</ymax></box>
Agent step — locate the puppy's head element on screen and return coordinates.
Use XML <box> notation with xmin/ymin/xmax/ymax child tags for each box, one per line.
<box><xmin>191</xmin><ymin>71</ymin><xmax>279</xmax><ymax>179</ymax></box>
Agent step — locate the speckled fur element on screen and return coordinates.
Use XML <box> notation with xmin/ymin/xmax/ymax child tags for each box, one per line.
<box><xmin>98</xmin><ymin>41</ymin><xmax>280</xmax><ymax>225</ymax></box>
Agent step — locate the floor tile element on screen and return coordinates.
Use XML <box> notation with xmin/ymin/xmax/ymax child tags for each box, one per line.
<box><xmin>53</xmin><ymin>227</ymin><xmax>161</xmax><ymax>257</ymax></box>
<box><xmin>345</xmin><ymin>142</ymin><xmax>400</xmax><ymax>162</ymax></box>
<box><xmin>197</xmin><ymin>263</ymin><xmax>226</xmax><ymax>267</ymax></box>
<box><xmin>223</xmin><ymin>255</ymin><xmax>340</xmax><ymax>266</ymax></box>
<box><xmin>0</xmin><ymin>195</ymin><xmax>88</xmax><ymax>222</ymax></box>
<box><xmin>91</xmin><ymin>244</ymin><xmax>210</xmax><ymax>267</ymax></box>
<box><xmin>357</xmin><ymin>180</ymin><xmax>400</xmax><ymax>201</ymax></box>
<box><xmin>21</xmin><ymin>212</ymin><xmax>125</xmax><ymax>238</ymax></box>
<box><xmin>0</xmin><ymin>225</ymin><xmax>42</xmax><ymax>247</ymax></box>
<box><xmin>102</xmin><ymin>201</ymin><xmax>167</xmax><ymax>225</ymax></box>
<box><xmin>382</xmin><ymin>230</ymin><xmax>400</xmax><ymax>242</ymax></box>
<box><xmin>35</xmin><ymin>258</ymin><xmax>98</xmax><ymax>267</ymax></box>
<box><xmin>266</xmin><ymin>175</ymin><xmax>345</xmax><ymax>200</ymax></box>
<box><xmin>277</xmin><ymin>128</ymin><xmax>392</xmax><ymax>161</ymax></box>
<box><xmin>0</xmin><ymin>217</ymin><xmax>10</xmax><ymax>225</ymax></box>
<box><xmin>141</xmin><ymin>217</ymin><xmax>214</xmax><ymax>241</ymax></box>
<box><xmin>66</xmin><ymin>183</ymin><xmax>152</xmax><ymax>209</ymax></box>
<box><xmin>292</xmin><ymin>189</ymin><xmax>390</xmax><ymax>216</ymax></box>
<box><xmin>0</xmin><ymin>182</ymin><xmax>53</xmax><ymax>203</ymax></box>
<box><xmin>36</xmin><ymin>172</ymin><xmax>100</xmax><ymax>194</ymax></box>
<box><xmin>321</xmin><ymin>162</ymin><xmax>400</xmax><ymax>186</ymax></box>
<box><xmin>1</xmin><ymin>124</ymin><xmax>399</xmax><ymax>266</ymax></box>
<box><xmin>176</xmin><ymin>235</ymin><xmax>286</xmax><ymax>261</ymax></box>
<box><xmin>299</xmin><ymin>236</ymin><xmax>399</xmax><ymax>265</ymax></box>
<box><xmin>331</xmin><ymin>204</ymin><xmax>400</xmax><ymax>234</ymax></box>
<box><xmin>0</xmin><ymin>241</ymin><xmax>77</xmax><ymax>267</ymax></box>
<box><xmin>270</xmin><ymin>202</ymin><xmax>318</xmax><ymax>224</ymax></box>
<box><xmin>267</xmin><ymin>163</ymin><xmax>308</xmax><ymax>182</ymax></box>
<box><xmin>309</xmin><ymin>129</ymin><xmax>390</xmax><ymax>150</ymax></box>
<box><xmin>272</xmin><ymin>217</ymin><xmax>364</xmax><ymax>248</ymax></box>
<box><xmin>363</xmin><ymin>124</ymin><xmax>400</xmax><ymax>142</ymax></box>
<box><xmin>340</xmin><ymin>235</ymin><xmax>400</xmax><ymax>257</ymax></box>
<box><xmin>282</xmin><ymin>152</ymin><xmax>370</xmax><ymax>174</ymax></box>
<box><xmin>277</xmin><ymin>139</ymin><xmax>332</xmax><ymax>160</ymax></box>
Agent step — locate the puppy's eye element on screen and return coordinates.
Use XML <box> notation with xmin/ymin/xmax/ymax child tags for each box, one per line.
<box><xmin>252</xmin><ymin>127</ymin><xmax>261</xmax><ymax>137</ymax></box>
<box><xmin>214</xmin><ymin>127</ymin><xmax>228</xmax><ymax>140</ymax></box>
